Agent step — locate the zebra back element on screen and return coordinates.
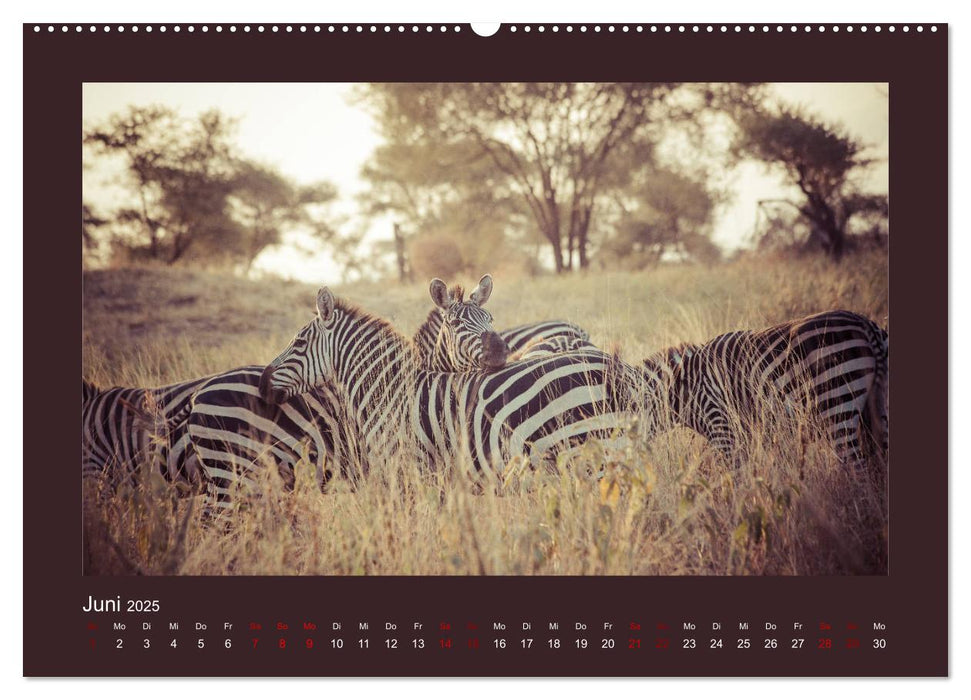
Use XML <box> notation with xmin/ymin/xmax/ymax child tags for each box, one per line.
<box><xmin>81</xmin><ymin>384</ymin><xmax>156</xmax><ymax>485</ymax></box>
<box><xmin>500</xmin><ymin>319</ymin><xmax>590</xmax><ymax>352</ymax></box>
<box><xmin>413</xmin><ymin>348</ymin><xmax>653</xmax><ymax>473</ymax></box>
<box><xmin>509</xmin><ymin>335</ymin><xmax>599</xmax><ymax>361</ymax></box>
<box><xmin>82</xmin><ymin>378</ymin><xmax>100</xmax><ymax>408</ymax></box>
<box><xmin>643</xmin><ymin>310</ymin><xmax>889</xmax><ymax>466</ymax></box>
<box><xmin>80</xmin><ymin>373</ymin><xmax>220</xmax><ymax>490</ymax></box>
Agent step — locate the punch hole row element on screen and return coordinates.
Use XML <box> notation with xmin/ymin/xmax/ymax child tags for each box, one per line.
<box><xmin>507</xmin><ymin>24</ymin><xmax>937</xmax><ymax>34</ymax></box>
<box><xmin>32</xmin><ymin>24</ymin><xmax>465</xmax><ymax>34</ymax></box>
<box><xmin>32</xmin><ymin>23</ymin><xmax>939</xmax><ymax>34</ymax></box>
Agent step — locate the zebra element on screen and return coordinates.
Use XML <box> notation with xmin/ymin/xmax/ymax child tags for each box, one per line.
<box><xmin>184</xmin><ymin>366</ymin><xmax>370</xmax><ymax>515</ymax></box>
<box><xmin>257</xmin><ymin>286</ymin><xmax>657</xmax><ymax>475</ymax></box>
<box><xmin>641</xmin><ymin>310</ymin><xmax>889</xmax><ymax>468</ymax></box>
<box><xmin>81</xmin><ymin>375</ymin><xmax>214</xmax><ymax>491</ymax></box>
<box><xmin>81</xmin><ymin>368</ymin><xmax>366</xmax><ymax>519</ymax></box>
<box><xmin>422</xmin><ymin>274</ymin><xmax>509</xmax><ymax>371</ymax></box>
<box><xmin>182</xmin><ymin>276</ymin><xmax>510</xmax><ymax>511</ymax></box>
<box><xmin>413</xmin><ymin>279</ymin><xmax>590</xmax><ymax>370</ymax></box>
<box><xmin>82</xmin><ymin>274</ymin><xmax>510</xmax><ymax>515</ymax></box>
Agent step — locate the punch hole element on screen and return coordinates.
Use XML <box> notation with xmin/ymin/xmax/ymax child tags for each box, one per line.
<box><xmin>471</xmin><ymin>23</ymin><xmax>500</xmax><ymax>36</ymax></box>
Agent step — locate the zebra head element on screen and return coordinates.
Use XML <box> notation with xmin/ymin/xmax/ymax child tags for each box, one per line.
<box><xmin>428</xmin><ymin>274</ymin><xmax>508</xmax><ymax>372</ymax></box>
<box><xmin>642</xmin><ymin>343</ymin><xmax>701</xmax><ymax>423</ymax></box>
<box><xmin>259</xmin><ymin>287</ymin><xmax>342</xmax><ymax>405</ymax></box>
<box><xmin>642</xmin><ymin>343</ymin><xmax>699</xmax><ymax>384</ymax></box>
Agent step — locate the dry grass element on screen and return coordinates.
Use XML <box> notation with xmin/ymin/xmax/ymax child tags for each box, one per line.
<box><xmin>82</xmin><ymin>250</ymin><xmax>889</xmax><ymax>576</ymax></box>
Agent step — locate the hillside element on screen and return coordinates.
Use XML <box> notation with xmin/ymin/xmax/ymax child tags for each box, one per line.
<box><xmin>82</xmin><ymin>253</ymin><xmax>888</xmax><ymax>388</ymax></box>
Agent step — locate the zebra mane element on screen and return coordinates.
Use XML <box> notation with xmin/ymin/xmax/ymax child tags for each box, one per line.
<box><xmin>449</xmin><ymin>284</ymin><xmax>465</xmax><ymax>303</ymax></box>
<box><xmin>419</xmin><ymin>306</ymin><xmax>444</xmax><ymax>329</ymax></box>
<box><xmin>415</xmin><ymin>307</ymin><xmax>444</xmax><ymax>340</ymax></box>
<box><xmin>333</xmin><ymin>297</ymin><xmax>418</xmax><ymax>352</ymax></box>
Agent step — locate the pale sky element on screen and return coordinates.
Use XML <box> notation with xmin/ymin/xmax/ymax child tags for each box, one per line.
<box><xmin>82</xmin><ymin>82</ymin><xmax>888</xmax><ymax>281</ymax></box>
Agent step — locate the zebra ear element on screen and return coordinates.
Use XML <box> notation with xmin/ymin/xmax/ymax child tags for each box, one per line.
<box><xmin>316</xmin><ymin>287</ymin><xmax>336</xmax><ymax>324</ymax></box>
<box><xmin>470</xmin><ymin>274</ymin><xmax>493</xmax><ymax>306</ymax></box>
<box><xmin>429</xmin><ymin>278</ymin><xmax>452</xmax><ymax>310</ymax></box>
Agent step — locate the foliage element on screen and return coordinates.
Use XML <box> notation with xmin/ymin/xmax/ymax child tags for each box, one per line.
<box><xmin>83</xmin><ymin>105</ymin><xmax>341</xmax><ymax>271</ymax></box>
<box><xmin>734</xmin><ymin>106</ymin><xmax>888</xmax><ymax>259</ymax></box>
<box><xmin>358</xmin><ymin>83</ymin><xmax>742</xmax><ymax>274</ymax></box>
<box><xmin>599</xmin><ymin>166</ymin><xmax>720</xmax><ymax>268</ymax></box>
<box><xmin>358</xmin><ymin>136</ymin><xmax>527</xmax><ymax>280</ymax></box>
<box><xmin>408</xmin><ymin>232</ymin><xmax>467</xmax><ymax>281</ymax></box>
<box><xmin>229</xmin><ymin>162</ymin><xmax>340</xmax><ymax>270</ymax></box>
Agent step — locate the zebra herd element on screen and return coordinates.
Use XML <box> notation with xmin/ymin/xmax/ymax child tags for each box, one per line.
<box><xmin>82</xmin><ymin>273</ymin><xmax>889</xmax><ymax>519</ymax></box>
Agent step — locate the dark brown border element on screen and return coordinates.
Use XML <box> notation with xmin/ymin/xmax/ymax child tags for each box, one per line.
<box><xmin>24</xmin><ymin>23</ymin><xmax>948</xmax><ymax>676</ymax></box>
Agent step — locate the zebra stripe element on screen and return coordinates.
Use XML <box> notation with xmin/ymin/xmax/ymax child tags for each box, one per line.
<box><xmin>642</xmin><ymin>310</ymin><xmax>889</xmax><ymax>467</ymax></box>
<box><xmin>153</xmin><ymin>273</ymin><xmax>507</xmax><ymax>512</ymax></box>
<box><xmin>259</xmin><ymin>287</ymin><xmax>655</xmax><ymax>474</ymax></box>
<box><xmin>185</xmin><ymin>366</ymin><xmax>368</xmax><ymax>514</ymax></box>
<box><xmin>81</xmin><ymin>374</ymin><xmax>216</xmax><ymax>489</ymax></box>
<box><xmin>500</xmin><ymin>320</ymin><xmax>590</xmax><ymax>352</ymax></box>
<box><xmin>508</xmin><ymin>335</ymin><xmax>599</xmax><ymax>361</ymax></box>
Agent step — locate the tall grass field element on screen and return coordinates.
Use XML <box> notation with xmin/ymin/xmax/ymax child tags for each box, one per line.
<box><xmin>82</xmin><ymin>251</ymin><xmax>889</xmax><ymax>576</ymax></box>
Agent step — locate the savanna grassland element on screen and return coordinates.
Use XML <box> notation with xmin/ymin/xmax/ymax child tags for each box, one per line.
<box><xmin>82</xmin><ymin>250</ymin><xmax>889</xmax><ymax>576</ymax></box>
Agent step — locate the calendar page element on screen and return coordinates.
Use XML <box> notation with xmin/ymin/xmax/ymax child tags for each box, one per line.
<box><xmin>24</xmin><ymin>22</ymin><xmax>946</xmax><ymax>677</ymax></box>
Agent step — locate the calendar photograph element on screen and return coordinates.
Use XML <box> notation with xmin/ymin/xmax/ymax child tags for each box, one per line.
<box><xmin>81</xmin><ymin>80</ymin><xmax>890</xmax><ymax>577</ymax></box>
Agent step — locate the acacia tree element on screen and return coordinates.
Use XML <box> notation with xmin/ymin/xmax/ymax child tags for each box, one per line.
<box><xmin>358</xmin><ymin>138</ymin><xmax>525</xmax><ymax>280</ymax></box>
<box><xmin>84</xmin><ymin>105</ymin><xmax>344</xmax><ymax>270</ymax></box>
<box><xmin>361</xmin><ymin>83</ymin><xmax>707</xmax><ymax>273</ymax></box>
<box><xmin>735</xmin><ymin>106</ymin><xmax>887</xmax><ymax>260</ymax></box>
<box><xmin>83</xmin><ymin>105</ymin><xmax>176</xmax><ymax>259</ymax></box>
<box><xmin>230</xmin><ymin>162</ymin><xmax>339</xmax><ymax>271</ymax></box>
<box><xmin>604</xmin><ymin>166</ymin><xmax>719</xmax><ymax>268</ymax></box>
<box><xmin>85</xmin><ymin>106</ymin><xmax>241</xmax><ymax>264</ymax></box>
